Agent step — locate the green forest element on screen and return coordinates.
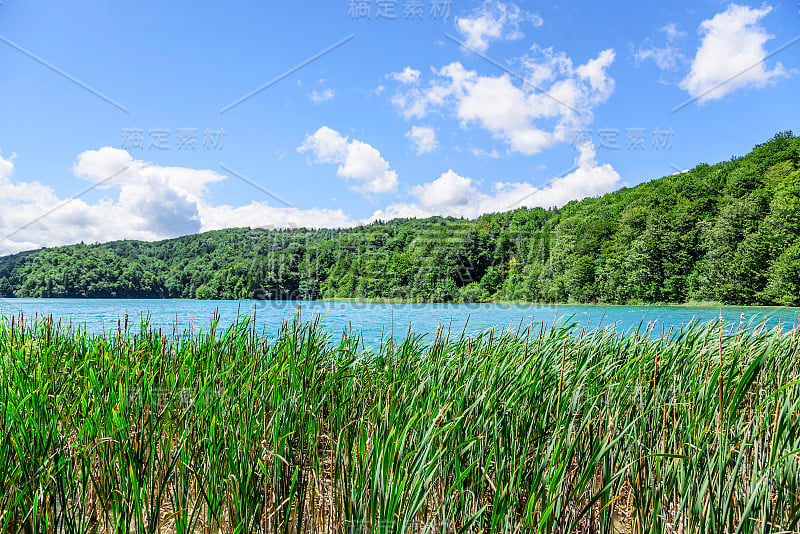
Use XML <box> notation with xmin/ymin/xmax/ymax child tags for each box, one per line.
<box><xmin>2</xmin><ymin>132</ymin><xmax>799</xmax><ymax>306</ymax></box>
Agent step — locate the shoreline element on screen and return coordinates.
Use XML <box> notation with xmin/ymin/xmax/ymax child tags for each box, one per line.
<box><xmin>0</xmin><ymin>295</ymin><xmax>796</xmax><ymax>310</ymax></box>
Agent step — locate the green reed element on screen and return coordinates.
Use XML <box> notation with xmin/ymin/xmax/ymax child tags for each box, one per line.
<box><xmin>0</xmin><ymin>312</ymin><xmax>798</xmax><ymax>533</ymax></box>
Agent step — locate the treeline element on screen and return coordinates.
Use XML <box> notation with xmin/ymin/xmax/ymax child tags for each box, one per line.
<box><xmin>1</xmin><ymin>132</ymin><xmax>799</xmax><ymax>305</ymax></box>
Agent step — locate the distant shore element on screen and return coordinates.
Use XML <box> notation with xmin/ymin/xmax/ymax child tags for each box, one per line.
<box><xmin>0</xmin><ymin>295</ymin><xmax>797</xmax><ymax>310</ymax></box>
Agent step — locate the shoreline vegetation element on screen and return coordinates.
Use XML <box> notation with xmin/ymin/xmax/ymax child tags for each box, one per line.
<box><xmin>322</xmin><ymin>297</ymin><xmax>798</xmax><ymax>309</ymax></box>
<box><xmin>2</xmin><ymin>313</ymin><xmax>799</xmax><ymax>532</ymax></box>
<box><xmin>1</xmin><ymin>133</ymin><xmax>800</xmax><ymax>307</ymax></box>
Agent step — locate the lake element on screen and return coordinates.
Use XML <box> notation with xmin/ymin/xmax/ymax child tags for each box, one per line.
<box><xmin>1</xmin><ymin>298</ymin><xmax>797</xmax><ymax>344</ymax></box>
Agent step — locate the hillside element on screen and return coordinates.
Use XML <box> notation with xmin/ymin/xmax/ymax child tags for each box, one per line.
<box><xmin>1</xmin><ymin>132</ymin><xmax>799</xmax><ymax>306</ymax></box>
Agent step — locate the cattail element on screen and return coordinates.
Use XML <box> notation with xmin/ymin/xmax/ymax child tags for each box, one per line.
<box><xmin>557</xmin><ymin>338</ymin><xmax>567</xmax><ymax>421</ymax></box>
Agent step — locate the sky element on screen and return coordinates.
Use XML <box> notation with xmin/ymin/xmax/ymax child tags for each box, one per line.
<box><xmin>0</xmin><ymin>0</ymin><xmax>798</xmax><ymax>255</ymax></box>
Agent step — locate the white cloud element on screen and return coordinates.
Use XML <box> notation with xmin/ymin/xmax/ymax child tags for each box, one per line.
<box><xmin>391</xmin><ymin>48</ymin><xmax>615</xmax><ymax>155</ymax></box>
<box><xmin>0</xmin><ymin>140</ymin><xmax>624</xmax><ymax>255</ymax></box>
<box><xmin>0</xmin><ymin>151</ymin><xmax>14</xmax><ymax>180</ymax></box>
<box><xmin>507</xmin><ymin>142</ymin><xmax>622</xmax><ymax>209</ymax></box>
<box><xmin>298</xmin><ymin>127</ymin><xmax>398</xmax><ymax>194</ymax></box>
<box><xmin>198</xmin><ymin>204</ymin><xmax>353</xmax><ymax>233</ymax></box>
<box><xmin>73</xmin><ymin>146</ymin><xmax>133</xmax><ymax>182</ymax></box>
<box><xmin>680</xmin><ymin>4</ymin><xmax>790</xmax><ymax>102</ymax></box>
<box><xmin>412</xmin><ymin>170</ymin><xmax>476</xmax><ymax>209</ymax></box>
<box><xmin>661</xmin><ymin>23</ymin><xmax>687</xmax><ymax>41</ymax></box>
<box><xmin>338</xmin><ymin>141</ymin><xmax>398</xmax><ymax>194</ymax></box>
<box><xmin>455</xmin><ymin>1</ymin><xmax>543</xmax><ymax>53</ymax></box>
<box><xmin>471</xmin><ymin>147</ymin><xmax>501</xmax><ymax>158</ymax></box>
<box><xmin>635</xmin><ymin>45</ymin><xmax>684</xmax><ymax>72</ymax></box>
<box><xmin>574</xmin><ymin>49</ymin><xmax>616</xmax><ymax>98</ymax></box>
<box><xmin>0</xmin><ymin>148</ymin><xmax>356</xmax><ymax>256</ymax></box>
<box><xmin>74</xmin><ymin>146</ymin><xmax>225</xmax><ymax>199</ymax></box>
<box><xmin>297</xmin><ymin>126</ymin><xmax>348</xmax><ymax>164</ymax></box>
<box><xmin>390</xmin><ymin>67</ymin><xmax>421</xmax><ymax>84</ymax></box>
<box><xmin>406</xmin><ymin>126</ymin><xmax>439</xmax><ymax>155</ymax></box>
<box><xmin>371</xmin><ymin>143</ymin><xmax>621</xmax><ymax>220</ymax></box>
<box><xmin>634</xmin><ymin>24</ymin><xmax>686</xmax><ymax>72</ymax></box>
<box><xmin>309</xmin><ymin>88</ymin><xmax>335</xmax><ymax>104</ymax></box>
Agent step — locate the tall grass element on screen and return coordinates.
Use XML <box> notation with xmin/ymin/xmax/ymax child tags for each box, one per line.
<box><xmin>1</xmin><ymin>312</ymin><xmax>798</xmax><ymax>533</ymax></box>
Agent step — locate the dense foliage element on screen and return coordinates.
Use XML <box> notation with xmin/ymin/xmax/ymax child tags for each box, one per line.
<box><xmin>2</xmin><ymin>315</ymin><xmax>799</xmax><ymax>532</ymax></box>
<box><xmin>2</xmin><ymin>132</ymin><xmax>799</xmax><ymax>305</ymax></box>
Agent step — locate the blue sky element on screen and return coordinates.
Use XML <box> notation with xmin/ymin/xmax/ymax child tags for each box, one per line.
<box><xmin>0</xmin><ymin>0</ymin><xmax>798</xmax><ymax>254</ymax></box>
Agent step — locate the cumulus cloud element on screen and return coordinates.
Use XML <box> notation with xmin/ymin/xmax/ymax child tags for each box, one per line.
<box><xmin>298</xmin><ymin>127</ymin><xmax>398</xmax><ymax>194</ymax></box>
<box><xmin>406</xmin><ymin>126</ymin><xmax>439</xmax><ymax>155</ymax></box>
<box><xmin>74</xmin><ymin>146</ymin><xmax>224</xmax><ymax>198</ymax></box>
<box><xmin>455</xmin><ymin>1</ymin><xmax>543</xmax><ymax>53</ymax></box>
<box><xmin>297</xmin><ymin>126</ymin><xmax>348</xmax><ymax>164</ymax></box>
<box><xmin>338</xmin><ymin>141</ymin><xmax>398</xmax><ymax>194</ymax></box>
<box><xmin>680</xmin><ymin>4</ymin><xmax>790</xmax><ymax>102</ymax></box>
<box><xmin>370</xmin><ymin>143</ymin><xmax>621</xmax><ymax>220</ymax></box>
<box><xmin>412</xmin><ymin>170</ymin><xmax>476</xmax><ymax>209</ymax></box>
<box><xmin>506</xmin><ymin>142</ymin><xmax>622</xmax><ymax>209</ymax></box>
<box><xmin>390</xmin><ymin>47</ymin><xmax>615</xmax><ymax>155</ymax></box>
<box><xmin>0</xmin><ymin>151</ymin><xmax>14</xmax><ymax>180</ymax></box>
<box><xmin>390</xmin><ymin>67</ymin><xmax>421</xmax><ymax>84</ymax></box>
<box><xmin>197</xmin><ymin>204</ymin><xmax>353</xmax><ymax>234</ymax></box>
<box><xmin>0</xmin><ymin>140</ymin><xmax>626</xmax><ymax>255</ymax></box>
<box><xmin>0</xmin><ymin>148</ymin><xmax>356</xmax><ymax>256</ymax></box>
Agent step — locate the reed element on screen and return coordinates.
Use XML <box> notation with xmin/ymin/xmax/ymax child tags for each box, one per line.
<box><xmin>0</xmin><ymin>313</ymin><xmax>798</xmax><ymax>533</ymax></box>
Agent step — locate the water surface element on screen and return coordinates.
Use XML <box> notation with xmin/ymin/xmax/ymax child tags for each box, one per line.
<box><xmin>1</xmin><ymin>298</ymin><xmax>796</xmax><ymax>344</ymax></box>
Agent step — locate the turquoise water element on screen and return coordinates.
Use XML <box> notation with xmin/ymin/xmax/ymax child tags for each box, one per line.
<box><xmin>0</xmin><ymin>298</ymin><xmax>797</xmax><ymax>343</ymax></box>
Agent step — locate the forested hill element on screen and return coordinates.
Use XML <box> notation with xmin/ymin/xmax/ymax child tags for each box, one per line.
<box><xmin>2</xmin><ymin>132</ymin><xmax>800</xmax><ymax>306</ymax></box>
